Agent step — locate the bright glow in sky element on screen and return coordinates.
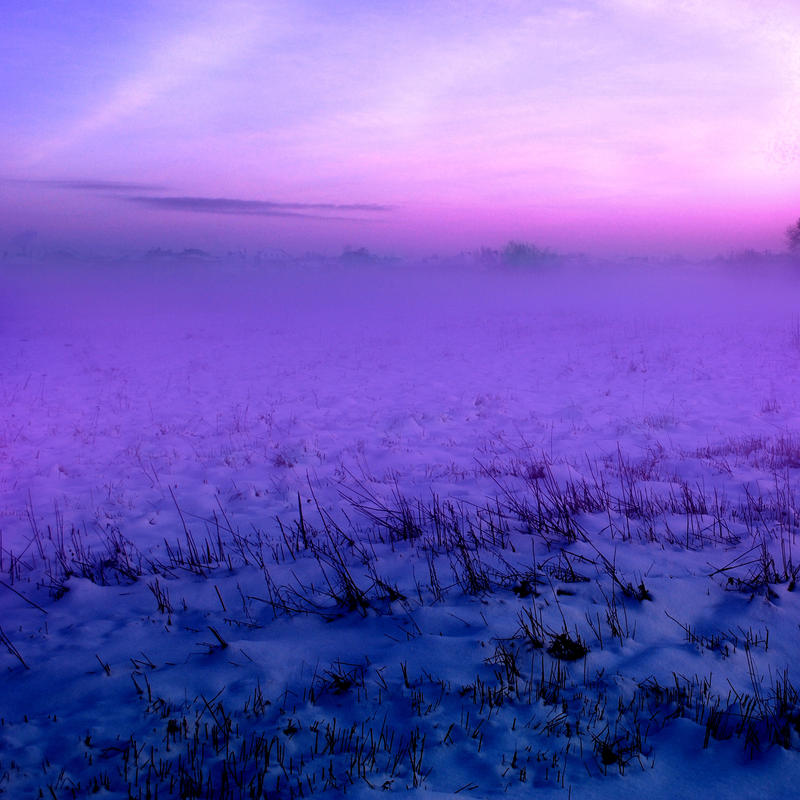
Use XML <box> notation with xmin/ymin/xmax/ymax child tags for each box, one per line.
<box><xmin>2</xmin><ymin>0</ymin><xmax>799</xmax><ymax>256</ymax></box>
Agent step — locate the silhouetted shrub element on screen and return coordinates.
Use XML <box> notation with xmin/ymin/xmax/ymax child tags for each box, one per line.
<box><xmin>340</xmin><ymin>245</ymin><xmax>375</xmax><ymax>262</ymax></box>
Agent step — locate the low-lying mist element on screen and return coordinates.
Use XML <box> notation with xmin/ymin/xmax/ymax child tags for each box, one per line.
<box><xmin>6</xmin><ymin>252</ymin><xmax>800</xmax><ymax>336</ymax></box>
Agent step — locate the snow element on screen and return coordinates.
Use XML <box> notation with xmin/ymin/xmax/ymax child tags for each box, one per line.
<box><xmin>1</xmin><ymin>254</ymin><xmax>800</xmax><ymax>797</ymax></box>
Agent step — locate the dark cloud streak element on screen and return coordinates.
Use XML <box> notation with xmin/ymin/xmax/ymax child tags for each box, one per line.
<box><xmin>127</xmin><ymin>196</ymin><xmax>393</xmax><ymax>213</ymax></box>
<box><xmin>4</xmin><ymin>178</ymin><xmax>168</xmax><ymax>192</ymax></box>
<box><xmin>126</xmin><ymin>195</ymin><xmax>394</xmax><ymax>221</ymax></box>
<box><xmin>3</xmin><ymin>177</ymin><xmax>393</xmax><ymax>222</ymax></box>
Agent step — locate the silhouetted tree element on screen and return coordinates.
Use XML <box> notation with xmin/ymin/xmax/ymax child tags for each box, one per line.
<box><xmin>786</xmin><ymin>218</ymin><xmax>800</xmax><ymax>253</ymax></box>
<box><xmin>501</xmin><ymin>240</ymin><xmax>557</xmax><ymax>266</ymax></box>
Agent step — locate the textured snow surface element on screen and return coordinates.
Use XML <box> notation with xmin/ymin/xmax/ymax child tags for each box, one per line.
<box><xmin>1</xmin><ymin>256</ymin><xmax>800</xmax><ymax>797</ymax></box>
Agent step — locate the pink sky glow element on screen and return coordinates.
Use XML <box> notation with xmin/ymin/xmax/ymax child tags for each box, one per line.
<box><xmin>2</xmin><ymin>0</ymin><xmax>799</xmax><ymax>257</ymax></box>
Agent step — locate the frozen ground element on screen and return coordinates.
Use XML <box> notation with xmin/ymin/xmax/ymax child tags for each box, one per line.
<box><xmin>1</xmin><ymin>254</ymin><xmax>800</xmax><ymax>797</ymax></box>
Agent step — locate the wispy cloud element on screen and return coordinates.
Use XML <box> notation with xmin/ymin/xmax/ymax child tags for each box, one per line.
<box><xmin>126</xmin><ymin>195</ymin><xmax>393</xmax><ymax>220</ymax></box>
<box><xmin>24</xmin><ymin>4</ymin><xmax>268</xmax><ymax>165</ymax></box>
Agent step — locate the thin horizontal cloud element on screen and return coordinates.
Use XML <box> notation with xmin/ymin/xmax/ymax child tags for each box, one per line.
<box><xmin>126</xmin><ymin>195</ymin><xmax>394</xmax><ymax>219</ymax></box>
<box><xmin>5</xmin><ymin>178</ymin><xmax>167</xmax><ymax>192</ymax></box>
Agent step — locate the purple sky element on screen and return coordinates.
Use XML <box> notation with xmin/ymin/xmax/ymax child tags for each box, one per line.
<box><xmin>2</xmin><ymin>0</ymin><xmax>799</xmax><ymax>257</ymax></box>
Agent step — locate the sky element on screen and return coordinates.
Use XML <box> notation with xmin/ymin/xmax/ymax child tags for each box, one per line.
<box><xmin>1</xmin><ymin>0</ymin><xmax>800</xmax><ymax>258</ymax></box>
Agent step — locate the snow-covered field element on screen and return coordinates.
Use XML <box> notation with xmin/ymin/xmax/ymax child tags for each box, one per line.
<box><xmin>2</xmin><ymin>255</ymin><xmax>800</xmax><ymax>797</ymax></box>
